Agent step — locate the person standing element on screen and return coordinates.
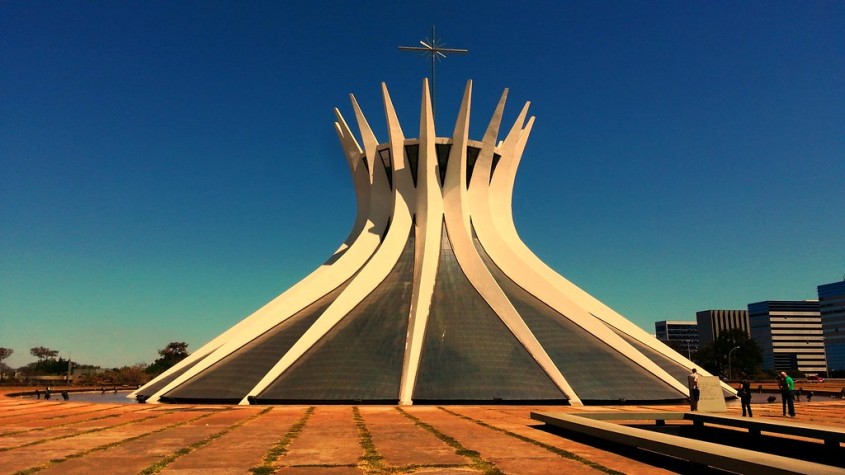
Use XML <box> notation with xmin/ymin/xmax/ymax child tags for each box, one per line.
<box><xmin>779</xmin><ymin>371</ymin><xmax>795</xmax><ymax>417</ymax></box>
<box><xmin>688</xmin><ymin>368</ymin><xmax>700</xmax><ymax>411</ymax></box>
<box><xmin>739</xmin><ymin>374</ymin><xmax>753</xmax><ymax>417</ymax></box>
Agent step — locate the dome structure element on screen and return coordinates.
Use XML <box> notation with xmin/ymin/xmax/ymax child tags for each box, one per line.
<box><xmin>134</xmin><ymin>80</ymin><xmax>724</xmax><ymax>405</ymax></box>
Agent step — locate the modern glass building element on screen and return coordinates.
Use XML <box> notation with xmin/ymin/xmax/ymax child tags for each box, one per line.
<box><xmin>749</xmin><ymin>300</ymin><xmax>826</xmax><ymax>374</ymax></box>
<box><xmin>819</xmin><ymin>280</ymin><xmax>845</xmax><ymax>373</ymax></box>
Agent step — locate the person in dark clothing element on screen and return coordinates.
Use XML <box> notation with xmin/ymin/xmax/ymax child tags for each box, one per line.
<box><xmin>739</xmin><ymin>374</ymin><xmax>753</xmax><ymax>417</ymax></box>
<box><xmin>687</xmin><ymin>368</ymin><xmax>700</xmax><ymax>411</ymax></box>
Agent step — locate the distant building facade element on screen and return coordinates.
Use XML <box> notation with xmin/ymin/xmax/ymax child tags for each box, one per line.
<box><xmin>655</xmin><ymin>320</ymin><xmax>699</xmax><ymax>358</ymax></box>
<box><xmin>696</xmin><ymin>309</ymin><xmax>750</xmax><ymax>347</ymax></box>
<box><xmin>819</xmin><ymin>280</ymin><xmax>845</xmax><ymax>373</ymax></box>
<box><xmin>749</xmin><ymin>300</ymin><xmax>826</xmax><ymax>374</ymax></box>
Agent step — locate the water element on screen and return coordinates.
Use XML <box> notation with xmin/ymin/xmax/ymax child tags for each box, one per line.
<box><xmin>23</xmin><ymin>391</ymin><xmax>138</xmax><ymax>404</ymax></box>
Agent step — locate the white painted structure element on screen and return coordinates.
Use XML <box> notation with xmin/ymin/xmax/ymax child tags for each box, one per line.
<box><xmin>134</xmin><ymin>80</ymin><xmax>731</xmax><ymax>405</ymax></box>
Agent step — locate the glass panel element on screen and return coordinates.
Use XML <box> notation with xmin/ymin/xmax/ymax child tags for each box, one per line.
<box><xmin>490</xmin><ymin>153</ymin><xmax>501</xmax><ymax>183</ymax></box>
<box><xmin>405</xmin><ymin>144</ymin><xmax>419</xmax><ymax>187</ymax></box>
<box><xmin>413</xmin><ymin>224</ymin><xmax>565</xmax><ymax>402</ymax></box>
<box><xmin>136</xmin><ymin>354</ymin><xmax>206</xmax><ymax>398</ymax></box>
<box><xmin>466</xmin><ymin>146</ymin><xmax>480</xmax><ymax>188</ymax></box>
<box><xmin>379</xmin><ymin>148</ymin><xmax>393</xmax><ymax>189</ymax></box>
<box><xmin>257</xmin><ymin>229</ymin><xmax>415</xmax><ymax>402</ymax></box>
<box><xmin>435</xmin><ymin>144</ymin><xmax>451</xmax><ymax>187</ymax></box>
<box><xmin>609</xmin><ymin>328</ymin><xmax>733</xmax><ymax>397</ymax></box>
<box><xmin>161</xmin><ymin>283</ymin><xmax>349</xmax><ymax>403</ymax></box>
<box><xmin>474</xmin><ymin>237</ymin><xmax>685</xmax><ymax>402</ymax></box>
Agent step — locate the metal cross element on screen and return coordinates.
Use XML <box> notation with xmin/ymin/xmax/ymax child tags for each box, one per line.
<box><xmin>399</xmin><ymin>26</ymin><xmax>468</xmax><ymax>115</ymax></box>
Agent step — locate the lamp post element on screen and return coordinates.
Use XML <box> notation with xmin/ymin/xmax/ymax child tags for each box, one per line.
<box><xmin>728</xmin><ymin>345</ymin><xmax>740</xmax><ymax>381</ymax></box>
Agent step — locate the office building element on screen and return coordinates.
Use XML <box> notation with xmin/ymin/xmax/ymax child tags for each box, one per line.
<box><xmin>749</xmin><ymin>300</ymin><xmax>826</xmax><ymax>373</ymax></box>
<box><xmin>696</xmin><ymin>310</ymin><xmax>750</xmax><ymax>347</ymax></box>
<box><xmin>654</xmin><ymin>320</ymin><xmax>699</xmax><ymax>358</ymax></box>
<box><xmin>819</xmin><ymin>280</ymin><xmax>845</xmax><ymax>373</ymax></box>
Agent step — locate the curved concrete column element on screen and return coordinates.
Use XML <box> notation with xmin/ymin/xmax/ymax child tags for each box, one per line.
<box><xmin>240</xmin><ymin>83</ymin><xmax>416</xmax><ymax>404</ymax></box>
<box><xmin>441</xmin><ymin>81</ymin><xmax>581</xmax><ymax>405</ymax></box>
<box><xmin>399</xmin><ymin>79</ymin><xmax>443</xmax><ymax>405</ymax></box>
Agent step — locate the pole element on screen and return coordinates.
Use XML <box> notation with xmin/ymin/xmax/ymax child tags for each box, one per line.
<box><xmin>728</xmin><ymin>346</ymin><xmax>740</xmax><ymax>380</ymax></box>
<box><xmin>431</xmin><ymin>25</ymin><xmax>436</xmax><ymax>116</ymax></box>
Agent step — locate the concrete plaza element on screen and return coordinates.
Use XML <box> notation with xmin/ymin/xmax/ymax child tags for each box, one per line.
<box><xmin>2</xmin><ymin>390</ymin><xmax>845</xmax><ymax>474</ymax></box>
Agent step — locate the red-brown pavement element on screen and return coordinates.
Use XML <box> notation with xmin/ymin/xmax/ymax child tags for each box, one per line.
<box><xmin>357</xmin><ymin>406</ymin><xmax>468</xmax><ymax>468</ymax></box>
<box><xmin>1</xmin><ymin>404</ymin><xmax>152</xmax><ymax>435</ymax></box>
<box><xmin>0</xmin><ymin>406</ymin><xmax>160</xmax><ymax>450</ymax></box>
<box><xmin>277</xmin><ymin>406</ymin><xmax>361</xmax><ymax>469</ymax></box>
<box><xmin>160</xmin><ymin>406</ymin><xmax>306</xmax><ymax>474</ymax></box>
<box><xmin>2</xmin><ymin>408</ymin><xmax>212</xmax><ymax>473</ymax></box>
<box><xmin>445</xmin><ymin>406</ymin><xmax>677</xmax><ymax>475</ymax></box>
<box><xmin>404</xmin><ymin>406</ymin><xmax>602</xmax><ymax>475</ymax></box>
<box><xmin>3</xmin><ymin>391</ymin><xmax>845</xmax><ymax>475</ymax></box>
<box><xmin>37</xmin><ymin>408</ymin><xmax>252</xmax><ymax>475</ymax></box>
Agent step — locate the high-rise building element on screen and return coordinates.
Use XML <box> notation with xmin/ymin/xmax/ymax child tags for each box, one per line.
<box><xmin>134</xmin><ymin>81</ymin><xmax>725</xmax><ymax>405</ymax></box>
<box><xmin>819</xmin><ymin>280</ymin><xmax>845</xmax><ymax>373</ymax></box>
<box><xmin>696</xmin><ymin>310</ymin><xmax>750</xmax><ymax>347</ymax></box>
<box><xmin>654</xmin><ymin>320</ymin><xmax>699</xmax><ymax>358</ymax></box>
<box><xmin>749</xmin><ymin>300</ymin><xmax>826</xmax><ymax>373</ymax></box>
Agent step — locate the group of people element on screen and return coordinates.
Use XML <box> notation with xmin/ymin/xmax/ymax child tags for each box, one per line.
<box><xmin>688</xmin><ymin>368</ymin><xmax>800</xmax><ymax>418</ymax></box>
<box><xmin>33</xmin><ymin>387</ymin><xmax>70</xmax><ymax>401</ymax></box>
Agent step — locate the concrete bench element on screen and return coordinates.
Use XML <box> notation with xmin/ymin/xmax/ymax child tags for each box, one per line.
<box><xmin>683</xmin><ymin>412</ymin><xmax>845</xmax><ymax>449</ymax></box>
<box><xmin>531</xmin><ymin>411</ymin><xmax>845</xmax><ymax>475</ymax></box>
<box><xmin>560</xmin><ymin>411</ymin><xmax>686</xmax><ymax>425</ymax></box>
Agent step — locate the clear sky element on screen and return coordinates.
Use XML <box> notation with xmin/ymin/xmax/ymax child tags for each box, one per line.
<box><xmin>2</xmin><ymin>1</ymin><xmax>843</xmax><ymax>369</ymax></box>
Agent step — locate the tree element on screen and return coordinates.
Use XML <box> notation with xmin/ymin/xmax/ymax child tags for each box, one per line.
<box><xmin>694</xmin><ymin>329</ymin><xmax>762</xmax><ymax>378</ymax></box>
<box><xmin>30</xmin><ymin>346</ymin><xmax>59</xmax><ymax>362</ymax></box>
<box><xmin>0</xmin><ymin>348</ymin><xmax>13</xmax><ymax>382</ymax></box>
<box><xmin>146</xmin><ymin>342</ymin><xmax>189</xmax><ymax>376</ymax></box>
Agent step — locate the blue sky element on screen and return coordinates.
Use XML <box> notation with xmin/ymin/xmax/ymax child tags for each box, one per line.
<box><xmin>2</xmin><ymin>1</ymin><xmax>843</xmax><ymax>369</ymax></box>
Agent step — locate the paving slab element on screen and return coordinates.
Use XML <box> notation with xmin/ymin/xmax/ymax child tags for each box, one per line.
<box><xmin>275</xmin><ymin>467</ymin><xmax>361</xmax><ymax>474</ymax></box>
<box><xmin>1</xmin><ymin>405</ymin><xmax>151</xmax><ymax>434</ymax></box>
<box><xmin>37</xmin><ymin>408</ymin><xmax>248</xmax><ymax>475</ymax></box>
<box><xmin>450</xmin><ymin>405</ymin><xmax>677</xmax><ymax>475</ymax></box>
<box><xmin>2</xmin><ymin>409</ymin><xmax>213</xmax><ymax>473</ymax></box>
<box><xmin>161</xmin><ymin>406</ymin><xmax>307</xmax><ymax>474</ymax></box>
<box><xmin>405</xmin><ymin>406</ymin><xmax>602</xmax><ymax>475</ymax></box>
<box><xmin>0</xmin><ymin>402</ymin><xmax>68</xmax><ymax>418</ymax></box>
<box><xmin>0</xmin><ymin>406</ymin><xmax>160</xmax><ymax>450</ymax></box>
<box><xmin>278</xmin><ymin>406</ymin><xmax>361</xmax><ymax>468</ymax></box>
<box><xmin>358</xmin><ymin>406</ymin><xmax>468</xmax><ymax>468</ymax></box>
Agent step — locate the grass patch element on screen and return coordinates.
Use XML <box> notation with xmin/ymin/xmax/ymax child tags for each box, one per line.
<box><xmin>352</xmin><ymin>406</ymin><xmax>385</xmax><ymax>473</ymax></box>
<box><xmin>138</xmin><ymin>407</ymin><xmax>272</xmax><ymax>475</ymax></box>
<box><xmin>12</xmin><ymin>410</ymin><xmax>216</xmax><ymax>475</ymax></box>
<box><xmin>438</xmin><ymin>407</ymin><xmax>623</xmax><ymax>475</ymax></box>
<box><xmin>396</xmin><ymin>407</ymin><xmax>503</xmax><ymax>475</ymax></box>
<box><xmin>249</xmin><ymin>406</ymin><xmax>314</xmax><ymax>474</ymax></box>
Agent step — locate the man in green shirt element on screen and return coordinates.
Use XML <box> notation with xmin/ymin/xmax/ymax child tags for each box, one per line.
<box><xmin>779</xmin><ymin>371</ymin><xmax>795</xmax><ymax>417</ymax></box>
